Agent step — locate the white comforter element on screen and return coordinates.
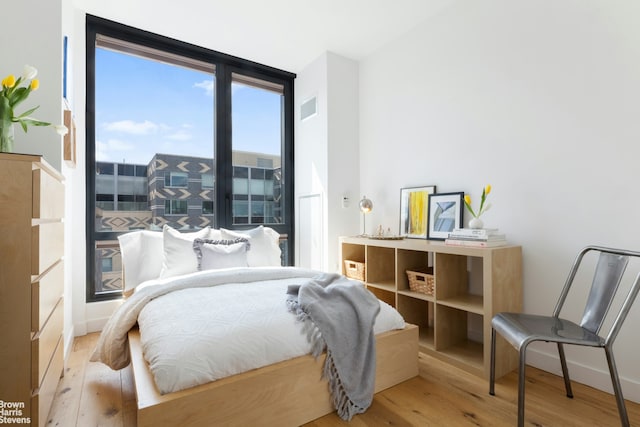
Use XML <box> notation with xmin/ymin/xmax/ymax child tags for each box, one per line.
<box><xmin>91</xmin><ymin>267</ymin><xmax>405</xmax><ymax>394</ymax></box>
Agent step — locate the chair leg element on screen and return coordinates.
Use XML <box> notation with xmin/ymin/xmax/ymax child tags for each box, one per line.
<box><xmin>517</xmin><ymin>345</ymin><xmax>527</xmax><ymax>427</ymax></box>
<box><xmin>490</xmin><ymin>328</ymin><xmax>496</xmax><ymax>396</ymax></box>
<box><xmin>604</xmin><ymin>347</ymin><xmax>630</xmax><ymax>427</ymax></box>
<box><xmin>557</xmin><ymin>343</ymin><xmax>574</xmax><ymax>398</ymax></box>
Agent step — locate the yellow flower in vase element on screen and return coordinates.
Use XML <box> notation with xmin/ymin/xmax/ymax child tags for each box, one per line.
<box><xmin>0</xmin><ymin>65</ymin><xmax>67</xmax><ymax>153</ymax></box>
<box><xmin>464</xmin><ymin>185</ymin><xmax>492</xmax><ymax>229</ymax></box>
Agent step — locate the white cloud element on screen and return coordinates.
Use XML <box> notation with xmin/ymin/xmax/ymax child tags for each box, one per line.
<box><xmin>166</xmin><ymin>129</ymin><xmax>192</xmax><ymax>141</ymax></box>
<box><xmin>95</xmin><ymin>138</ymin><xmax>135</xmax><ymax>161</ymax></box>
<box><xmin>194</xmin><ymin>79</ymin><xmax>214</xmax><ymax>96</ymax></box>
<box><xmin>108</xmin><ymin>139</ymin><xmax>136</xmax><ymax>151</ymax></box>
<box><xmin>104</xmin><ymin>119</ymin><xmax>158</xmax><ymax>135</ymax></box>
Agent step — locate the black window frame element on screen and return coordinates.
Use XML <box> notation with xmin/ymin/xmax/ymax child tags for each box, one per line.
<box><xmin>86</xmin><ymin>15</ymin><xmax>295</xmax><ymax>302</ymax></box>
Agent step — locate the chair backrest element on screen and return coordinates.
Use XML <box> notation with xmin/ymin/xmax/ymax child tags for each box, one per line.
<box><xmin>579</xmin><ymin>252</ymin><xmax>628</xmax><ymax>334</ymax></box>
<box><xmin>553</xmin><ymin>247</ymin><xmax>640</xmax><ymax>342</ymax></box>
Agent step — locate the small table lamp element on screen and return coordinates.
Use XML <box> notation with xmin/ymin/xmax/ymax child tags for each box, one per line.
<box><xmin>359</xmin><ymin>196</ymin><xmax>373</xmax><ymax>236</ymax></box>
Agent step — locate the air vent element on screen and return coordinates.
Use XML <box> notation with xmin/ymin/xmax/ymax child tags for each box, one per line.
<box><xmin>300</xmin><ymin>96</ymin><xmax>317</xmax><ymax>121</ymax></box>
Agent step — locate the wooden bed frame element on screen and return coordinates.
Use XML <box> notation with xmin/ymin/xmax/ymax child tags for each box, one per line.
<box><xmin>128</xmin><ymin>323</ymin><xmax>418</xmax><ymax>426</ymax></box>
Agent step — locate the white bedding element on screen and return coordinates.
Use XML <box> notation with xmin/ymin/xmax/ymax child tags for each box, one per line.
<box><xmin>135</xmin><ymin>268</ymin><xmax>405</xmax><ymax>394</ymax></box>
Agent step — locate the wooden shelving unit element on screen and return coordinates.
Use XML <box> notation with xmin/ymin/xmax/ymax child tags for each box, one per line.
<box><xmin>340</xmin><ymin>236</ymin><xmax>522</xmax><ymax>379</ymax></box>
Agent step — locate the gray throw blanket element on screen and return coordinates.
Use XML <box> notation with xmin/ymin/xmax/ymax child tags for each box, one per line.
<box><xmin>286</xmin><ymin>273</ymin><xmax>381</xmax><ymax>421</ymax></box>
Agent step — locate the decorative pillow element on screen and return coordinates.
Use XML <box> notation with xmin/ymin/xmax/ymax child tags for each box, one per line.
<box><xmin>118</xmin><ymin>229</ymin><xmax>164</xmax><ymax>292</ymax></box>
<box><xmin>220</xmin><ymin>226</ymin><xmax>281</xmax><ymax>267</ymax></box>
<box><xmin>159</xmin><ymin>225</ymin><xmax>211</xmax><ymax>279</ymax></box>
<box><xmin>192</xmin><ymin>238</ymin><xmax>250</xmax><ymax>271</ymax></box>
<box><xmin>209</xmin><ymin>228</ymin><xmax>223</xmax><ymax>240</ymax></box>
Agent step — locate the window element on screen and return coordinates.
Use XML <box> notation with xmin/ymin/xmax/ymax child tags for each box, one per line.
<box><xmin>201</xmin><ymin>174</ymin><xmax>214</xmax><ymax>188</ymax></box>
<box><xmin>101</xmin><ymin>258</ymin><xmax>112</xmax><ymax>272</ymax></box>
<box><xmin>86</xmin><ymin>16</ymin><xmax>295</xmax><ymax>301</ymax></box>
<box><xmin>165</xmin><ymin>200</ymin><xmax>188</xmax><ymax>215</ymax></box>
<box><xmin>231</xmin><ymin>74</ymin><xmax>284</xmax><ymax>226</ymax></box>
<box><xmin>97</xmin><ymin>162</ymin><xmax>114</xmax><ymax>175</ymax></box>
<box><xmin>165</xmin><ymin>172</ymin><xmax>188</xmax><ymax>188</ymax></box>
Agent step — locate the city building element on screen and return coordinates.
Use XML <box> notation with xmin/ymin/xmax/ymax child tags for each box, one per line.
<box><xmin>94</xmin><ymin>151</ymin><xmax>282</xmax><ymax>292</ymax></box>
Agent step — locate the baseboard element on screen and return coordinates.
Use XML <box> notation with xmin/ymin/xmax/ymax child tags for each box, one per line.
<box><xmin>528</xmin><ymin>347</ymin><xmax>640</xmax><ymax>403</ymax></box>
<box><xmin>73</xmin><ymin>315</ymin><xmax>111</xmax><ymax>337</ymax></box>
<box><xmin>75</xmin><ymin>299</ymin><xmax>122</xmax><ymax>335</ymax></box>
<box><xmin>64</xmin><ymin>325</ymin><xmax>75</xmax><ymax>362</ymax></box>
<box><xmin>85</xmin><ymin>316</ymin><xmax>111</xmax><ymax>333</ymax></box>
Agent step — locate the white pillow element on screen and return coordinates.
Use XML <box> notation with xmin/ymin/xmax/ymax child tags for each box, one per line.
<box><xmin>192</xmin><ymin>239</ymin><xmax>249</xmax><ymax>271</ymax></box>
<box><xmin>159</xmin><ymin>225</ymin><xmax>211</xmax><ymax>278</ymax></box>
<box><xmin>220</xmin><ymin>226</ymin><xmax>281</xmax><ymax>267</ymax></box>
<box><xmin>118</xmin><ymin>230</ymin><xmax>164</xmax><ymax>292</ymax></box>
<box><xmin>209</xmin><ymin>228</ymin><xmax>223</xmax><ymax>240</ymax></box>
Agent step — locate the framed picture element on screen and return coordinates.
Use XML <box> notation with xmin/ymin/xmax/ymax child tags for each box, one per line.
<box><xmin>399</xmin><ymin>186</ymin><xmax>436</xmax><ymax>239</ymax></box>
<box><xmin>63</xmin><ymin>36</ymin><xmax>68</xmax><ymax>100</ymax></box>
<box><xmin>427</xmin><ymin>192</ymin><xmax>464</xmax><ymax>240</ymax></box>
<box><xmin>63</xmin><ymin>109</ymin><xmax>76</xmax><ymax>167</ymax></box>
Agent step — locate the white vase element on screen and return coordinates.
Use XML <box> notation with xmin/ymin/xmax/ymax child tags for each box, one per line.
<box><xmin>469</xmin><ymin>217</ymin><xmax>484</xmax><ymax>229</ymax></box>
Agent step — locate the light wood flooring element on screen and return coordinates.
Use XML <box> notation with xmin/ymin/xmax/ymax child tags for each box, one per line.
<box><xmin>48</xmin><ymin>333</ymin><xmax>639</xmax><ymax>426</ymax></box>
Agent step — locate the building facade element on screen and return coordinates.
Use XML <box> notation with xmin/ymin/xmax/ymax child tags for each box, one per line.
<box><xmin>94</xmin><ymin>151</ymin><xmax>282</xmax><ymax>292</ymax></box>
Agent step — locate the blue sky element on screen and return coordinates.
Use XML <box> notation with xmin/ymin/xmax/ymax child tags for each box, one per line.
<box><xmin>95</xmin><ymin>48</ymin><xmax>282</xmax><ymax>165</ymax></box>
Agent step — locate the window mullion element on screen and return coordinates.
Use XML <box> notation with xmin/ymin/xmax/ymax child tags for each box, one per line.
<box><xmin>214</xmin><ymin>63</ymin><xmax>233</xmax><ymax>229</ymax></box>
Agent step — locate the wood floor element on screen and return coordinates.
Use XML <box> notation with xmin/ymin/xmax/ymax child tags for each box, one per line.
<box><xmin>48</xmin><ymin>333</ymin><xmax>639</xmax><ymax>426</ymax></box>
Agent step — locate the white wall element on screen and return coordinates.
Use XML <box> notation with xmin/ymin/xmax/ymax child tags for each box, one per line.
<box><xmin>1</xmin><ymin>0</ymin><xmax>63</xmax><ymax>170</ymax></box>
<box><xmin>359</xmin><ymin>0</ymin><xmax>640</xmax><ymax>401</ymax></box>
<box><xmin>295</xmin><ymin>54</ymin><xmax>329</xmax><ymax>270</ymax></box>
<box><xmin>295</xmin><ymin>53</ymin><xmax>360</xmax><ymax>272</ymax></box>
<box><xmin>326</xmin><ymin>54</ymin><xmax>360</xmax><ymax>272</ymax></box>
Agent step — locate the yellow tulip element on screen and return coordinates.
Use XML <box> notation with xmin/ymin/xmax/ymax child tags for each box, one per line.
<box><xmin>30</xmin><ymin>79</ymin><xmax>40</xmax><ymax>91</ymax></box>
<box><xmin>485</xmin><ymin>184</ymin><xmax>491</xmax><ymax>195</ymax></box>
<box><xmin>464</xmin><ymin>195</ymin><xmax>472</xmax><ymax>205</ymax></box>
<box><xmin>2</xmin><ymin>74</ymin><xmax>16</xmax><ymax>88</ymax></box>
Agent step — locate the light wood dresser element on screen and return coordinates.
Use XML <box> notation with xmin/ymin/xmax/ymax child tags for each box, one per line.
<box><xmin>0</xmin><ymin>153</ymin><xmax>65</xmax><ymax>427</ymax></box>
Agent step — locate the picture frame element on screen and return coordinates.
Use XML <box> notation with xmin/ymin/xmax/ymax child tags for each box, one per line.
<box><xmin>63</xmin><ymin>35</ymin><xmax>68</xmax><ymax>100</ymax></box>
<box><xmin>63</xmin><ymin>109</ymin><xmax>76</xmax><ymax>167</ymax></box>
<box><xmin>427</xmin><ymin>192</ymin><xmax>464</xmax><ymax>240</ymax></box>
<box><xmin>399</xmin><ymin>186</ymin><xmax>436</xmax><ymax>239</ymax></box>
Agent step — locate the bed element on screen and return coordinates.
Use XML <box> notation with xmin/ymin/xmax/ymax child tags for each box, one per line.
<box><xmin>92</xmin><ymin>225</ymin><xmax>419</xmax><ymax>426</ymax></box>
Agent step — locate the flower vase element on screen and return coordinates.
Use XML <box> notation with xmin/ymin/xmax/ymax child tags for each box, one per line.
<box><xmin>469</xmin><ymin>217</ymin><xmax>484</xmax><ymax>229</ymax></box>
<box><xmin>0</xmin><ymin>124</ymin><xmax>14</xmax><ymax>153</ymax></box>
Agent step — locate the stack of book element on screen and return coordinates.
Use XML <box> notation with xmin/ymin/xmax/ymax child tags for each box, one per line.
<box><xmin>445</xmin><ymin>228</ymin><xmax>507</xmax><ymax>247</ymax></box>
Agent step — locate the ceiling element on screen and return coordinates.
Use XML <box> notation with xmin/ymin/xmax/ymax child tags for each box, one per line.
<box><xmin>78</xmin><ymin>0</ymin><xmax>455</xmax><ymax>73</ymax></box>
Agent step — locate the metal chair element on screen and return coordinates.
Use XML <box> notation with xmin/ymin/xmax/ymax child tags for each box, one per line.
<box><xmin>489</xmin><ymin>246</ymin><xmax>640</xmax><ymax>427</ymax></box>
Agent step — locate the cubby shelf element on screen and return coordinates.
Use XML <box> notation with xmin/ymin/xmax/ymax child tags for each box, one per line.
<box><xmin>340</xmin><ymin>236</ymin><xmax>522</xmax><ymax>380</ymax></box>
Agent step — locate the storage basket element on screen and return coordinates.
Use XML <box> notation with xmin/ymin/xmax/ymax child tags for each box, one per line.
<box><xmin>406</xmin><ymin>269</ymin><xmax>434</xmax><ymax>296</ymax></box>
<box><xmin>344</xmin><ymin>260</ymin><xmax>365</xmax><ymax>281</ymax></box>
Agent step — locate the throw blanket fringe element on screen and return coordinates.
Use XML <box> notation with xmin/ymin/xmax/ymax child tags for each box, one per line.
<box><xmin>286</xmin><ymin>274</ymin><xmax>380</xmax><ymax>421</ymax></box>
<box><xmin>324</xmin><ymin>350</ymin><xmax>367</xmax><ymax>420</ymax></box>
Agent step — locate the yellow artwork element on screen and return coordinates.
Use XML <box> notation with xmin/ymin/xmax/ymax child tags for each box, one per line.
<box><xmin>400</xmin><ymin>186</ymin><xmax>435</xmax><ymax>238</ymax></box>
<box><xmin>408</xmin><ymin>191</ymin><xmax>427</xmax><ymax>235</ymax></box>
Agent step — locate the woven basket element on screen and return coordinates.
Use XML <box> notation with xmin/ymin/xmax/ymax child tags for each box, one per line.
<box><xmin>344</xmin><ymin>260</ymin><xmax>365</xmax><ymax>281</ymax></box>
<box><xmin>406</xmin><ymin>269</ymin><xmax>435</xmax><ymax>296</ymax></box>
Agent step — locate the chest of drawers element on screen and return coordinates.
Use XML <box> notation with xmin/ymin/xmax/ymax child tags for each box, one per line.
<box><xmin>0</xmin><ymin>153</ymin><xmax>65</xmax><ymax>427</ymax></box>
